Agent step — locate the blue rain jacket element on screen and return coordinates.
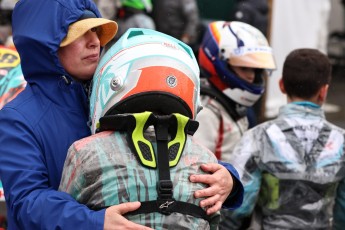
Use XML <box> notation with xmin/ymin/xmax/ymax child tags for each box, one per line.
<box><xmin>0</xmin><ymin>0</ymin><xmax>106</xmax><ymax>229</ymax></box>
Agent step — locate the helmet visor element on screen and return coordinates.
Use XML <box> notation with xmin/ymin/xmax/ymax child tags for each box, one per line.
<box><xmin>228</xmin><ymin>46</ymin><xmax>276</xmax><ymax>70</ymax></box>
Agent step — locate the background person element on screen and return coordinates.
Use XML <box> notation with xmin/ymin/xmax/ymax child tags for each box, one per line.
<box><xmin>152</xmin><ymin>0</ymin><xmax>200</xmax><ymax>54</ymax></box>
<box><xmin>226</xmin><ymin>48</ymin><xmax>345</xmax><ymax>229</ymax></box>
<box><xmin>194</xmin><ymin>20</ymin><xmax>276</xmax><ymax>229</ymax></box>
<box><xmin>0</xmin><ymin>46</ymin><xmax>26</xmax><ymax>109</ymax></box>
<box><xmin>104</xmin><ymin>0</ymin><xmax>156</xmax><ymax>51</ymax></box>
<box><xmin>195</xmin><ymin>21</ymin><xmax>276</xmax><ymax>162</ymax></box>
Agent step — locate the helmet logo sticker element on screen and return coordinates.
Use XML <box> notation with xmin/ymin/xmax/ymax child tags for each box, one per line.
<box><xmin>166</xmin><ymin>75</ymin><xmax>177</xmax><ymax>88</ymax></box>
<box><xmin>162</xmin><ymin>42</ymin><xmax>178</xmax><ymax>50</ymax></box>
<box><xmin>110</xmin><ymin>76</ymin><xmax>122</xmax><ymax>91</ymax></box>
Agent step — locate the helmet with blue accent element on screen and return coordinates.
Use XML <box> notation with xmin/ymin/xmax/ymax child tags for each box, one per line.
<box><xmin>90</xmin><ymin>28</ymin><xmax>201</xmax><ymax>134</ymax></box>
<box><xmin>198</xmin><ymin>21</ymin><xmax>276</xmax><ymax>107</ymax></box>
<box><xmin>0</xmin><ymin>46</ymin><xmax>26</xmax><ymax>109</ymax></box>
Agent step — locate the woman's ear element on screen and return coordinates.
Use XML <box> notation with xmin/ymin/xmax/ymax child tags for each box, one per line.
<box><xmin>318</xmin><ymin>84</ymin><xmax>329</xmax><ymax>104</ymax></box>
<box><xmin>279</xmin><ymin>78</ymin><xmax>286</xmax><ymax>94</ymax></box>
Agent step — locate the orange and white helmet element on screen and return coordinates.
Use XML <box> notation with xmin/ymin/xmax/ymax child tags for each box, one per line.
<box><xmin>89</xmin><ymin>28</ymin><xmax>201</xmax><ymax>134</ymax></box>
<box><xmin>199</xmin><ymin>21</ymin><xmax>276</xmax><ymax>107</ymax></box>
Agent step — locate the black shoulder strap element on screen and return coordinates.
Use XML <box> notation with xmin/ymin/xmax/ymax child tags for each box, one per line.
<box><xmin>200</xmin><ymin>78</ymin><xmax>247</xmax><ymax>121</ymax></box>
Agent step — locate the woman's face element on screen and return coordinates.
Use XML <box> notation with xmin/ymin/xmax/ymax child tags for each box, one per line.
<box><xmin>232</xmin><ymin>66</ymin><xmax>256</xmax><ymax>84</ymax></box>
<box><xmin>58</xmin><ymin>28</ymin><xmax>101</xmax><ymax>81</ymax></box>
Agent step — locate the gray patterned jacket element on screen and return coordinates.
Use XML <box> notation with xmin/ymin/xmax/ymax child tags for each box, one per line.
<box><xmin>224</xmin><ymin>102</ymin><xmax>345</xmax><ymax>229</ymax></box>
<box><xmin>59</xmin><ymin>127</ymin><xmax>220</xmax><ymax>230</ymax></box>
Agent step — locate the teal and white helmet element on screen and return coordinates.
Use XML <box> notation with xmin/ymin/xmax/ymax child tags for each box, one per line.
<box><xmin>89</xmin><ymin>28</ymin><xmax>201</xmax><ymax>134</ymax></box>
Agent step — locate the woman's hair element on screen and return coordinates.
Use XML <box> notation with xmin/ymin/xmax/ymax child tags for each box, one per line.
<box><xmin>282</xmin><ymin>48</ymin><xmax>332</xmax><ymax>99</ymax></box>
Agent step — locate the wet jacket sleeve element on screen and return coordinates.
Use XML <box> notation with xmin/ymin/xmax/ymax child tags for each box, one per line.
<box><xmin>0</xmin><ymin>109</ymin><xmax>105</xmax><ymax>230</ymax></box>
<box><xmin>334</xmin><ymin>178</ymin><xmax>345</xmax><ymax>229</ymax></box>
<box><xmin>218</xmin><ymin>161</ymin><xmax>244</xmax><ymax>210</ymax></box>
<box><xmin>59</xmin><ymin>145</ymin><xmax>80</xmax><ymax>196</ymax></box>
<box><xmin>225</xmin><ymin>129</ymin><xmax>262</xmax><ymax>229</ymax></box>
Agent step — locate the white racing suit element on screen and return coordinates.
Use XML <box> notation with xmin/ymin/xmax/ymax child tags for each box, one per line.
<box><xmin>224</xmin><ymin>102</ymin><xmax>345</xmax><ymax>229</ymax></box>
<box><xmin>194</xmin><ymin>94</ymin><xmax>248</xmax><ymax>162</ymax></box>
<box><xmin>59</xmin><ymin>126</ymin><xmax>220</xmax><ymax>230</ymax></box>
<box><xmin>194</xmin><ymin>81</ymin><xmax>249</xmax><ymax>228</ymax></box>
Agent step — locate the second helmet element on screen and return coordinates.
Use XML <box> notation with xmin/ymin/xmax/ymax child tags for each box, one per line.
<box><xmin>198</xmin><ymin>21</ymin><xmax>276</xmax><ymax>107</ymax></box>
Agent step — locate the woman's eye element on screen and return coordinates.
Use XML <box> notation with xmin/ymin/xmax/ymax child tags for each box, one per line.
<box><xmin>90</xmin><ymin>27</ymin><xmax>98</xmax><ymax>33</ymax></box>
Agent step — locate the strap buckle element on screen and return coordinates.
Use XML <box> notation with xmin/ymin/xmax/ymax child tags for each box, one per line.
<box><xmin>157</xmin><ymin>180</ymin><xmax>173</xmax><ymax>200</ymax></box>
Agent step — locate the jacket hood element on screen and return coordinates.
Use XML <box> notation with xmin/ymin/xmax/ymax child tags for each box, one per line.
<box><xmin>12</xmin><ymin>0</ymin><xmax>101</xmax><ymax>83</ymax></box>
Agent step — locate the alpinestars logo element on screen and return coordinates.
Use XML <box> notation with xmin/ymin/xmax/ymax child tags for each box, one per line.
<box><xmin>159</xmin><ymin>201</ymin><xmax>175</xmax><ymax>209</ymax></box>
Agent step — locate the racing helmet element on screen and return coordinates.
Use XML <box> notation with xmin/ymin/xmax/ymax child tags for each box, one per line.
<box><xmin>0</xmin><ymin>46</ymin><xmax>26</xmax><ymax>109</ymax></box>
<box><xmin>121</xmin><ymin>0</ymin><xmax>152</xmax><ymax>12</ymax></box>
<box><xmin>198</xmin><ymin>21</ymin><xmax>276</xmax><ymax>107</ymax></box>
<box><xmin>90</xmin><ymin>28</ymin><xmax>201</xmax><ymax>134</ymax></box>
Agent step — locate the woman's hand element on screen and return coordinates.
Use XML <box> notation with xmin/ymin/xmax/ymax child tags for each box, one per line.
<box><xmin>190</xmin><ymin>163</ymin><xmax>233</xmax><ymax>215</ymax></box>
<box><xmin>104</xmin><ymin>202</ymin><xmax>154</xmax><ymax>230</ymax></box>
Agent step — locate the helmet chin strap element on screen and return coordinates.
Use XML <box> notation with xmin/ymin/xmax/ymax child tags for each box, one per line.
<box><xmin>234</xmin><ymin>103</ymin><xmax>248</xmax><ymax>118</ymax></box>
<box><xmin>200</xmin><ymin>78</ymin><xmax>248</xmax><ymax>121</ymax></box>
<box><xmin>97</xmin><ymin>111</ymin><xmax>199</xmax><ymax>168</ymax></box>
